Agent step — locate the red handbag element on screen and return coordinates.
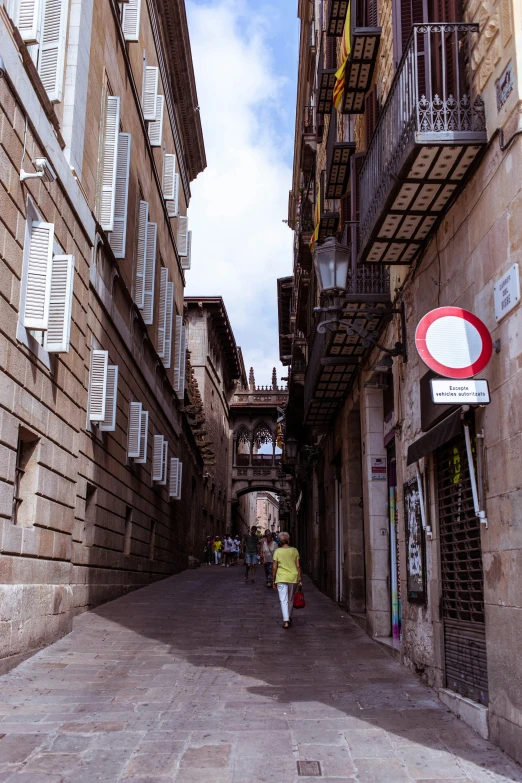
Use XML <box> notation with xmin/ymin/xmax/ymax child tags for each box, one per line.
<box><xmin>293</xmin><ymin>586</ymin><xmax>305</xmax><ymax>609</ymax></box>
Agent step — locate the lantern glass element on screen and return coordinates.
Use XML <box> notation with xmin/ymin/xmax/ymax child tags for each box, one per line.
<box><xmin>313</xmin><ymin>236</ymin><xmax>351</xmax><ymax>292</ymax></box>
<box><xmin>285</xmin><ymin>436</ymin><xmax>298</xmax><ymax>461</ymax></box>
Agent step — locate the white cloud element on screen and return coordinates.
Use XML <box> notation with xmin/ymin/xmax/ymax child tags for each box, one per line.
<box><xmin>185</xmin><ymin>0</ymin><xmax>294</xmax><ymax>387</ymax></box>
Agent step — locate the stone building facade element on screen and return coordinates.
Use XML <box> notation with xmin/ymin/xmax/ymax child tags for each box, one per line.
<box><xmin>256</xmin><ymin>491</ymin><xmax>280</xmax><ymax>533</ymax></box>
<box><xmin>184</xmin><ymin>297</ymin><xmax>246</xmax><ymax>538</ymax></box>
<box><xmin>284</xmin><ymin>0</ymin><xmax>522</xmax><ymax>763</ymax></box>
<box><xmin>0</xmin><ymin>0</ymin><xmax>206</xmax><ymax>672</ymax></box>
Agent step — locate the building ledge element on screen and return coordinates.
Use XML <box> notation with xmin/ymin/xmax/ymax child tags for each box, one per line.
<box><xmin>438</xmin><ymin>688</ymin><xmax>489</xmax><ymax>740</ymax></box>
<box><xmin>374</xmin><ymin>636</ymin><xmax>403</xmax><ymax>662</ymax></box>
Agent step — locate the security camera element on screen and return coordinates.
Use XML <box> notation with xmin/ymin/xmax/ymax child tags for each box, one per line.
<box><xmin>20</xmin><ymin>157</ymin><xmax>57</xmax><ymax>184</ymax></box>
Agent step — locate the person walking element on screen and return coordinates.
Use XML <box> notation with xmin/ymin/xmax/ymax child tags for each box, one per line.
<box><xmin>204</xmin><ymin>536</ymin><xmax>213</xmax><ymax>566</ymax></box>
<box><xmin>260</xmin><ymin>532</ymin><xmax>278</xmax><ymax>588</ymax></box>
<box><xmin>233</xmin><ymin>535</ymin><xmax>241</xmax><ymax>565</ymax></box>
<box><xmin>223</xmin><ymin>535</ymin><xmax>234</xmax><ymax>567</ymax></box>
<box><xmin>213</xmin><ymin>536</ymin><xmax>223</xmax><ymax>566</ymax></box>
<box><xmin>243</xmin><ymin>526</ymin><xmax>259</xmax><ymax>583</ymax></box>
<box><xmin>272</xmin><ymin>532</ymin><xmax>302</xmax><ymax>628</ymax></box>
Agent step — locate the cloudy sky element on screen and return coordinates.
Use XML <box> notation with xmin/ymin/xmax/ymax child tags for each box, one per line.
<box><xmin>185</xmin><ymin>0</ymin><xmax>298</xmax><ymax>387</ymax></box>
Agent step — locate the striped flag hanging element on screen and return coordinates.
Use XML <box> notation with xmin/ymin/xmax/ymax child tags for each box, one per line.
<box><xmin>333</xmin><ymin>5</ymin><xmax>351</xmax><ymax>110</ymax></box>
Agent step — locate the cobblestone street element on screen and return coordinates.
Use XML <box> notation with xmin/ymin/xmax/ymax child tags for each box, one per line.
<box><xmin>0</xmin><ymin>568</ymin><xmax>520</xmax><ymax>783</ymax></box>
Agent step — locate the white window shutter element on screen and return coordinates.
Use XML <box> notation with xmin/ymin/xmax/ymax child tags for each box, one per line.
<box><xmin>177</xmin><ymin>215</ymin><xmax>189</xmax><ymax>256</ymax></box>
<box><xmin>163</xmin><ymin>282</ymin><xmax>174</xmax><ymax>369</ymax></box>
<box><xmin>157</xmin><ymin>267</ymin><xmax>168</xmax><ymax>358</ymax></box>
<box><xmin>20</xmin><ymin>219</ymin><xmax>54</xmax><ymax>331</ymax></box>
<box><xmin>135</xmin><ymin>408</ymin><xmax>148</xmax><ymax>464</ymax></box>
<box><xmin>160</xmin><ymin>439</ymin><xmax>168</xmax><ymax>485</ymax></box>
<box><xmin>122</xmin><ymin>0</ymin><xmax>140</xmax><ymax>40</ymax></box>
<box><xmin>173</xmin><ymin>314</ymin><xmax>183</xmax><ymax>390</ymax></box>
<box><xmin>142</xmin><ymin>65</ymin><xmax>158</xmax><ymax>121</ymax></box>
<box><xmin>88</xmin><ymin>349</ymin><xmax>108</xmax><ymax>422</ymax></box>
<box><xmin>175</xmin><ymin>461</ymin><xmax>183</xmax><ymax>500</ymax></box>
<box><xmin>169</xmin><ymin>457</ymin><xmax>180</xmax><ymax>498</ymax></box>
<box><xmin>167</xmin><ymin>174</ymin><xmax>180</xmax><ymax>218</ymax></box>
<box><xmin>179</xmin><ymin>323</ymin><xmax>187</xmax><ymax>397</ymax></box>
<box><xmin>181</xmin><ymin>231</ymin><xmax>192</xmax><ymax>271</ymax></box>
<box><xmin>152</xmin><ymin>434</ymin><xmax>164</xmax><ymax>481</ymax></box>
<box><xmin>99</xmin><ymin>96</ymin><xmax>121</xmax><ymax>232</ymax></box>
<box><xmin>148</xmin><ymin>95</ymin><xmax>164</xmax><ymax>146</ymax></box>
<box><xmin>37</xmin><ymin>0</ymin><xmax>68</xmax><ymax>102</ymax></box>
<box><xmin>43</xmin><ymin>254</ymin><xmax>75</xmax><ymax>353</ymax></box>
<box><xmin>100</xmin><ymin>365</ymin><xmax>118</xmax><ymax>431</ymax></box>
<box><xmin>162</xmin><ymin>153</ymin><xmax>176</xmax><ymax>199</ymax></box>
<box><xmin>127</xmin><ymin>400</ymin><xmax>142</xmax><ymax>458</ymax></box>
<box><xmin>17</xmin><ymin>0</ymin><xmax>41</xmax><ymax>44</ymax></box>
<box><xmin>142</xmin><ymin>221</ymin><xmax>157</xmax><ymax>325</ymax></box>
<box><xmin>109</xmin><ymin>133</ymin><xmax>131</xmax><ymax>259</ymax></box>
<box><xmin>135</xmin><ymin>200</ymin><xmax>148</xmax><ymax>309</ymax></box>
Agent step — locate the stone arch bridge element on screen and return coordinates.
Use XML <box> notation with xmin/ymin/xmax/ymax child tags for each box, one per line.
<box><xmin>228</xmin><ymin>368</ymin><xmax>290</xmax><ymax>516</ymax></box>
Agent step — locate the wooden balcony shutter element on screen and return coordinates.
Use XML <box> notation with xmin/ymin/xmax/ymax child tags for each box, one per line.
<box><xmin>122</xmin><ymin>0</ymin><xmax>141</xmax><ymax>41</ymax></box>
<box><xmin>127</xmin><ymin>401</ymin><xmax>142</xmax><ymax>458</ymax></box>
<box><xmin>143</xmin><ymin>222</ymin><xmax>157</xmax><ymax>325</ymax></box>
<box><xmin>153</xmin><ymin>435</ymin><xmax>165</xmax><ymax>482</ymax></box>
<box><xmin>157</xmin><ymin>267</ymin><xmax>168</xmax><ymax>358</ymax></box>
<box><xmin>340</xmin><ymin>192</ymin><xmax>351</xmax><ymax>241</ymax></box>
<box><xmin>326</xmin><ymin>34</ymin><xmax>336</xmax><ymax>69</ymax></box>
<box><xmin>350</xmin><ymin>153</ymin><xmax>365</xmax><ymax>268</ymax></box>
<box><xmin>392</xmin><ymin>0</ymin><xmax>427</xmax><ymax>66</ymax></box>
<box><xmin>88</xmin><ymin>349</ymin><xmax>109</xmax><ymax>422</ymax></box>
<box><xmin>100</xmin><ymin>365</ymin><xmax>118</xmax><ymax>432</ymax></box>
<box><xmin>109</xmin><ymin>132</ymin><xmax>131</xmax><ymax>259</ymax></box>
<box><xmin>364</xmin><ymin>86</ymin><xmax>378</xmax><ymax>149</ymax></box>
<box><xmin>43</xmin><ymin>254</ymin><xmax>75</xmax><ymax>353</ymax></box>
<box><xmin>135</xmin><ymin>409</ymin><xmax>148</xmax><ymax>464</ymax></box>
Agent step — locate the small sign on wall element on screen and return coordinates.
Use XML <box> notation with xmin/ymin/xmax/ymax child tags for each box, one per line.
<box><xmin>494</xmin><ymin>264</ymin><xmax>520</xmax><ymax>321</ymax></box>
<box><xmin>496</xmin><ymin>61</ymin><xmax>513</xmax><ymax>112</ymax></box>
<box><xmin>430</xmin><ymin>378</ymin><xmax>490</xmax><ymax>405</ymax></box>
<box><xmin>371</xmin><ymin>457</ymin><xmax>387</xmax><ymax>481</ymax></box>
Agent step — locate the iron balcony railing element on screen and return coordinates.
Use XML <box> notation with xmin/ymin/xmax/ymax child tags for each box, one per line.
<box><xmin>359</xmin><ymin>23</ymin><xmax>486</xmax><ymax>251</ymax></box>
<box><xmin>303</xmin><ymin>104</ymin><xmax>315</xmax><ymax>136</ymax></box>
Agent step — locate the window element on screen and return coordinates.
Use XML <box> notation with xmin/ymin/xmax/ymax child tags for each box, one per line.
<box><xmin>13</xmin><ymin>0</ymin><xmax>69</xmax><ymax>103</ymax></box>
<box><xmin>124</xmin><ymin>506</ymin><xmax>132</xmax><ymax>556</ymax></box>
<box><xmin>87</xmin><ymin>349</ymin><xmax>119</xmax><ymax>430</ymax></box>
<box><xmin>121</xmin><ymin>0</ymin><xmax>141</xmax><ymax>41</ymax></box>
<box><xmin>18</xmin><ymin>199</ymin><xmax>75</xmax><ymax>356</ymax></box>
<box><xmin>12</xmin><ymin>430</ymin><xmax>39</xmax><ymax>526</ymax></box>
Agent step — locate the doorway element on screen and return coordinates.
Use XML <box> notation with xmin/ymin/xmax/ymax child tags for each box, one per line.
<box><xmin>335</xmin><ymin>474</ymin><xmax>344</xmax><ymax>604</ymax></box>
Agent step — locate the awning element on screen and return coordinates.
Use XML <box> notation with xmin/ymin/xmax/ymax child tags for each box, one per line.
<box><xmin>406</xmin><ymin>408</ymin><xmax>462</xmax><ymax>465</ymax></box>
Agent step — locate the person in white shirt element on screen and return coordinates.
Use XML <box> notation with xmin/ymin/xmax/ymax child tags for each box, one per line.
<box><xmin>223</xmin><ymin>535</ymin><xmax>234</xmax><ymax>567</ymax></box>
<box><xmin>260</xmin><ymin>532</ymin><xmax>278</xmax><ymax>588</ymax></box>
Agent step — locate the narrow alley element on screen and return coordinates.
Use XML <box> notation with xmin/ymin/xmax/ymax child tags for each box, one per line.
<box><xmin>0</xmin><ymin>568</ymin><xmax>520</xmax><ymax>783</ymax></box>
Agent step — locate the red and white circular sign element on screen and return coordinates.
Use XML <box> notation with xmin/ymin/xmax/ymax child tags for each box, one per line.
<box><xmin>415</xmin><ymin>307</ymin><xmax>493</xmax><ymax>379</ymax></box>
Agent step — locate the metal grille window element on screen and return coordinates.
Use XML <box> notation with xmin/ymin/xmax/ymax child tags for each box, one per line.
<box><xmin>436</xmin><ymin>429</ymin><xmax>488</xmax><ymax>705</ymax></box>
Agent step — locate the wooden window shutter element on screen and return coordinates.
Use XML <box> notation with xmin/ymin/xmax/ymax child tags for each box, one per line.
<box><xmin>17</xmin><ymin>0</ymin><xmax>41</xmax><ymax>44</ymax></box>
<box><xmin>135</xmin><ymin>200</ymin><xmax>148</xmax><ymax>308</ymax></box>
<box><xmin>173</xmin><ymin>314</ymin><xmax>183</xmax><ymax>389</ymax></box>
<box><xmin>142</xmin><ymin>221</ymin><xmax>157</xmax><ymax>325</ymax></box>
<box><xmin>340</xmin><ymin>192</ymin><xmax>351</xmax><ymax>238</ymax></box>
<box><xmin>88</xmin><ymin>349</ymin><xmax>108</xmax><ymax>422</ymax></box>
<box><xmin>163</xmin><ymin>282</ymin><xmax>174</xmax><ymax>369</ymax></box>
<box><xmin>99</xmin><ymin>95</ymin><xmax>121</xmax><ymax>231</ymax></box>
<box><xmin>393</xmin><ymin>0</ymin><xmax>427</xmax><ymax>66</ymax></box>
<box><xmin>157</xmin><ymin>267</ymin><xmax>168</xmax><ymax>358</ymax></box>
<box><xmin>122</xmin><ymin>0</ymin><xmax>140</xmax><ymax>41</ymax></box>
<box><xmin>20</xmin><ymin>219</ymin><xmax>54</xmax><ymax>330</ymax></box>
<box><xmin>142</xmin><ymin>65</ymin><xmax>158</xmax><ymax>121</ymax></box>
<box><xmin>148</xmin><ymin>95</ymin><xmax>164</xmax><ymax>146</ymax></box>
<box><xmin>177</xmin><ymin>215</ymin><xmax>189</xmax><ymax>257</ymax></box>
<box><xmin>135</xmin><ymin>408</ymin><xmax>148</xmax><ymax>464</ymax></box>
<box><xmin>167</xmin><ymin>174</ymin><xmax>180</xmax><ymax>218</ymax></box>
<box><xmin>162</xmin><ymin>153</ymin><xmax>176</xmax><ymax>200</ymax></box>
<box><xmin>326</xmin><ymin>34</ymin><xmax>336</xmax><ymax>69</ymax></box>
<box><xmin>37</xmin><ymin>0</ymin><xmax>68</xmax><ymax>102</ymax></box>
<box><xmin>169</xmin><ymin>457</ymin><xmax>179</xmax><ymax>498</ymax></box>
<box><xmin>365</xmin><ymin>86</ymin><xmax>378</xmax><ymax>148</ymax></box>
<box><xmin>181</xmin><ymin>231</ymin><xmax>191</xmax><ymax>271</ymax></box>
<box><xmin>100</xmin><ymin>364</ymin><xmax>118</xmax><ymax>431</ymax></box>
<box><xmin>160</xmin><ymin>439</ymin><xmax>168</xmax><ymax>485</ymax></box>
<box><xmin>109</xmin><ymin>132</ymin><xmax>131</xmax><ymax>259</ymax></box>
<box><xmin>350</xmin><ymin>153</ymin><xmax>365</xmax><ymax>268</ymax></box>
<box><xmin>179</xmin><ymin>324</ymin><xmax>187</xmax><ymax>398</ymax></box>
<box><xmin>152</xmin><ymin>434</ymin><xmax>164</xmax><ymax>482</ymax></box>
<box><xmin>127</xmin><ymin>400</ymin><xmax>142</xmax><ymax>458</ymax></box>
<box><xmin>43</xmin><ymin>254</ymin><xmax>75</xmax><ymax>353</ymax></box>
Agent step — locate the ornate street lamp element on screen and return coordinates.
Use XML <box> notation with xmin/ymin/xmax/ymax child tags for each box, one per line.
<box><xmin>285</xmin><ymin>436</ymin><xmax>298</xmax><ymax>463</ymax></box>
<box><xmin>313</xmin><ymin>236</ymin><xmax>351</xmax><ymax>295</ymax></box>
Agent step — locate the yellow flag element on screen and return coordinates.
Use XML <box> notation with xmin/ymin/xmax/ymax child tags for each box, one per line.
<box><xmin>333</xmin><ymin>4</ymin><xmax>351</xmax><ymax>110</ymax></box>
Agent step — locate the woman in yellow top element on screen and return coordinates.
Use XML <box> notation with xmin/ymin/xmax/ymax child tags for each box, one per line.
<box><xmin>272</xmin><ymin>532</ymin><xmax>302</xmax><ymax>628</ymax></box>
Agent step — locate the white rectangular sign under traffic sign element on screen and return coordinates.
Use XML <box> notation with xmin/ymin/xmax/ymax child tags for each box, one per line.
<box><xmin>494</xmin><ymin>264</ymin><xmax>520</xmax><ymax>322</ymax></box>
<box><xmin>430</xmin><ymin>379</ymin><xmax>490</xmax><ymax>405</ymax></box>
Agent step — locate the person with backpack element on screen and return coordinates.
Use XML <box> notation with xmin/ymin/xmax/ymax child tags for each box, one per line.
<box><xmin>243</xmin><ymin>526</ymin><xmax>259</xmax><ymax>583</ymax></box>
<box><xmin>272</xmin><ymin>532</ymin><xmax>302</xmax><ymax>628</ymax></box>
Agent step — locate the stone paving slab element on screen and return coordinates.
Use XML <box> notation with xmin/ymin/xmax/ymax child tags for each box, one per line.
<box><xmin>0</xmin><ymin>568</ymin><xmax>521</xmax><ymax>783</ymax></box>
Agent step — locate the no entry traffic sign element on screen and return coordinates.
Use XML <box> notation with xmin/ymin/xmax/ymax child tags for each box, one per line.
<box><xmin>415</xmin><ymin>307</ymin><xmax>493</xmax><ymax>379</ymax></box>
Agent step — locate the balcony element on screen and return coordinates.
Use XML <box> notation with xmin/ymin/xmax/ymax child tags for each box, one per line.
<box><xmin>359</xmin><ymin>23</ymin><xmax>487</xmax><ymax>265</ymax></box>
<box><xmin>301</xmin><ymin>105</ymin><xmax>317</xmax><ymax>173</ymax></box>
<box><xmin>326</xmin><ymin>109</ymin><xmax>356</xmax><ymax>199</ymax></box>
<box><xmin>328</xmin><ymin>0</ymin><xmax>349</xmax><ymax>36</ymax></box>
<box><xmin>304</xmin><ymin>265</ymin><xmax>391</xmax><ymax>426</ymax></box>
<box><xmin>341</xmin><ymin>0</ymin><xmax>381</xmax><ymax>113</ymax></box>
